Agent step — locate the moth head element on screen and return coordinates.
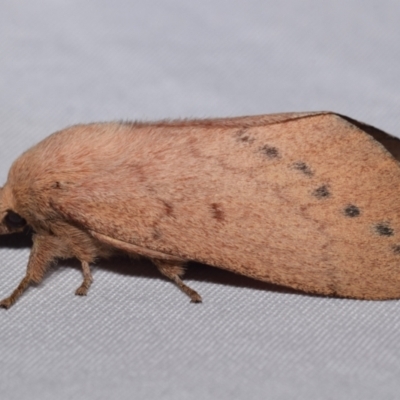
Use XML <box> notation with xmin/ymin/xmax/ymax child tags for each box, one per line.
<box><xmin>0</xmin><ymin>186</ymin><xmax>27</xmax><ymax>235</ymax></box>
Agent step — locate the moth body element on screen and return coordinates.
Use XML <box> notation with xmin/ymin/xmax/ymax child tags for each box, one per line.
<box><xmin>1</xmin><ymin>111</ymin><xmax>400</xmax><ymax>308</ymax></box>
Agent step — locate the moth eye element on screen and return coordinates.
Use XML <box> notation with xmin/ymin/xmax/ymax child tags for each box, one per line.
<box><xmin>4</xmin><ymin>210</ymin><xmax>27</xmax><ymax>229</ymax></box>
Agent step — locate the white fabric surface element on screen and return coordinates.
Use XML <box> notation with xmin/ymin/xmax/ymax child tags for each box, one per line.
<box><xmin>1</xmin><ymin>1</ymin><xmax>400</xmax><ymax>399</ymax></box>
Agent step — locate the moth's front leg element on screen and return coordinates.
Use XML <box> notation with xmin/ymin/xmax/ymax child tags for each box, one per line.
<box><xmin>0</xmin><ymin>234</ymin><xmax>66</xmax><ymax>309</ymax></box>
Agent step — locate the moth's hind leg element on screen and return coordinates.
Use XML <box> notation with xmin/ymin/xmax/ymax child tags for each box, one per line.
<box><xmin>152</xmin><ymin>259</ymin><xmax>202</xmax><ymax>303</ymax></box>
<box><xmin>75</xmin><ymin>261</ymin><xmax>93</xmax><ymax>296</ymax></box>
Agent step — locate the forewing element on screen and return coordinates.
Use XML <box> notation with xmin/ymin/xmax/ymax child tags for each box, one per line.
<box><xmin>49</xmin><ymin>179</ymin><xmax>186</xmax><ymax>261</ymax></box>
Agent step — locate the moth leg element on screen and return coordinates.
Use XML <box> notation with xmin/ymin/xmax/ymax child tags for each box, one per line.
<box><xmin>75</xmin><ymin>261</ymin><xmax>93</xmax><ymax>296</ymax></box>
<box><xmin>0</xmin><ymin>275</ymin><xmax>31</xmax><ymax>309</ymax></box>
<box><xmin>0</xmin><ymin>234</ymin><xmax>65</xmax><ymax>309</ymax></box>
<box><xmin>152</xmin><ymin>259</ymin><xmax>202</xmax><ymax>303</ymax></box>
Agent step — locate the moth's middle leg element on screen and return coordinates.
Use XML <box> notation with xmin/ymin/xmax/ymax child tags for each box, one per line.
<box><xmin>152</xmin><ymin>259</ymin><xmax>202</xmax><ymax>303</ymax></box>
<box><xmin>67</xmin><ymin>228</ymin><xmax>111</xmax><ymax>297</ymax></box>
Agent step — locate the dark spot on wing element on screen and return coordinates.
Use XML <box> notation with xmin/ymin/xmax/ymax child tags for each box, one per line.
<box><xmin>211</xmin><ymin>203</ymin><xmax>225</xmax><ymax>222</ymax></box>
<box><xmin>152</xmin><ymin>230</ymin><xmax>162</xmax><ymax>240</ymax></box>
<box><xmin>239</xmin><ymin>135</ymin><xmax>252</xmax><ymax>143</ymax></box>
<box><xmin>236</xmin><ymin>129</ymin><xmax>254</xmax><ymax>144</ymax></box>
<box><xmin>344</xmin><ymin>205</ymin><xmax>360</xmax><ymax>217</ymax></box>
<box><xmin>392</xmin><ymin>245</ymin><xmax>400</xmax><ymax>254</ymax></box>
<box><xmin>260</xmin><ymin>145</ymin><xmax>280</xmax><ymax>159</ymax></box>
<box><xmin>162</xmin><ymin>201</ymin><xmax>174</xmax><ymax>216</ymax></box>
<box><xmin>375</xmin><ymin>223</ymin><xmax>394</xmax><ymax>237</ymax></box>
<box><xmin>292</xmin><ymin>161</ymin><xmax>313</xmax><ymax>176</ymax></box>
<box><xmin>312</xmin><ymin>185</ymin><xmax>330</xmax><ymax>199</ymax></box>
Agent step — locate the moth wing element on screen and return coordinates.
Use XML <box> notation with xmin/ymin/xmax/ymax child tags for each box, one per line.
<box><xmin>49</xmin><ymin>188</ymin><xmax>185</xmax><ymax>262</ymax></box>
<box><xmin>46</xmin><ymin>111</ymin><xmax>328</xmax><ymax>264</ymax></box>
<box><xmin>43</xmin><ymin>111</ymin><xmax>400</xmax><ymax>300</ymax></box>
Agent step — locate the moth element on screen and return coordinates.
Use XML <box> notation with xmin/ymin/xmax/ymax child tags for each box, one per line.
<box><xmin>1</xmin><ymin>111</ymin><xmax>400</xmax><ymax>309</ymax></box>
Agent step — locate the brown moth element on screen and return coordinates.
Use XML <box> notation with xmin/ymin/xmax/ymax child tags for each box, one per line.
<box><xmin>1</xmin><ymin>111</ymin><xmax>400</xmax><ymax>309</ymax></box>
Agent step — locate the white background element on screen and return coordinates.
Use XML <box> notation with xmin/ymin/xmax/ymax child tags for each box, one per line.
<box><xmin>1</xmin><ymin>1</ymin><xmax>400</xmax><ymax>399</ymax></box>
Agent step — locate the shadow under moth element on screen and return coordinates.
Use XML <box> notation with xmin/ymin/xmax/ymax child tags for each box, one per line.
<box><xmin>1</xmin><ymin>111</ymin><xmax>400</xmax><ymax>309</ymax></box>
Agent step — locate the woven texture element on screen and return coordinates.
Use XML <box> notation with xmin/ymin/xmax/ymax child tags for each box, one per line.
<box><xmin>1</xmin><ymin>1</ymin><xmax>400</xmax><ymax>399</ymax></box>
